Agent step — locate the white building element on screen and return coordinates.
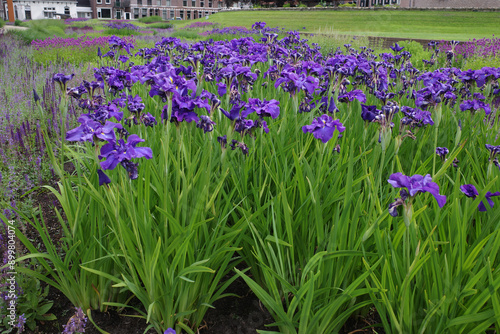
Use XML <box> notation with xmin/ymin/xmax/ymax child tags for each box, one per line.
<box><xmin>4</xmin><ymin>0</ymin><xmax>93</xmax><ymax>20</ymax></box>
<box><xmin>10</xmin><ymin>0</ymin><xmax>77</xmax><ymax>20</ymax></box>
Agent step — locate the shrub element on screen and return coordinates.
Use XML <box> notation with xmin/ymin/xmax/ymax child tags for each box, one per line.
<box><xmin>14</xmin><ymin>19</ymin><xmax>23</xmax><ymax>26</ymax></box>
<box><xmin>338</xmin><ymin>3</ymin><xmax>356</xmax><ymax>7</ymax></box>
<box><xmin>147</xmin><ymin>22</ymin><xmax>173</xmax><ymax>29</ymax></box>
<box><xmin>298</xmin><ymin>2</ymin><xmax>307</xmax><ymax>7</ymax></box>
<box><xmin>0</xmin><ymin>19</ymin><xmax>4</xmax><ymax>29</ymax></box>
<box><xmin>283</xmin><ymin>3</ymin><xmax>290</xmax><ymax>7</ymax></box>
<box><xmin>138</xmin><ymin>15</ymin><xmax>163</xmax><ymax>23</ymax></box>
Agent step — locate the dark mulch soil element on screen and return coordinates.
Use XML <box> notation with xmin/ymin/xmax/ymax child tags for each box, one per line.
<box><xmin>20</xmin><ymin>166</ymin><xmax>383</xmax><ymax>334</ymax></box>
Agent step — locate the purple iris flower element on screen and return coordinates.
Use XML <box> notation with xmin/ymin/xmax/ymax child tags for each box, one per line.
<box><xmin>485</xmin><ymin>144</ymin><xmax>500</xmax><ymax>159</ymax></box>
<box><xmin>361</xmin><ymin>105</ymin><xmax>381</xmax><ymax>122</ymax></box>
<box><xmin>66</xmin><ymin>117</ymin><xmax>123</xmax><ymax>143</ymax></box>
<box><xmin>108</xmin><ymin>35</ymin><xmax>134</xmax><ymax>55</ymax></box>
<box><xmin>460</xmin><ymin>184</ymin><xmax>500</xmax><ymax>212</ymax></box>
<box><xmin>302</xmin><ymin>114</ymin><xmax>346</xmax><ymax>144</ymax></box>
<box><xmin>217</xmin><ymin>82</ymin><xmax>227</xmax><ymax>97</ymax></box>
<box><xmin>53</xmin><ymin>73</ymin><xmax>74</xmax><ymax>91</ymax></box>
<box><xmin>436</xmin><ymin>147</ymin><xmax>449</xmax><ymax>161</ymax></box>
<box><xmin>390</xmin><ymin>43</ymin><xmax>404</xmax><ymax>53</ymax></box>
<box><xmin>244</xmin><ymin>98</ymin><xmax>280</xmax><ymax>119</ymax></box>
<box><xmin>388</xmin><ymin>173</ymin><xmax>447</xmax><ymax>208</ymax></box>
<box><xmin>338</xmin><ymin>89</ymin><xmax>367</xmax><ymax>104</ymax></box>
<box><xmin>460</xmin><ymin>99</ymin><xmax>491</xmax><ymax>115</ymax></box>
<box><xmin>99</xmin><ymin>134</ymin><xmax>153</xmax><ymax>171</ymax></box>
<box><xmin>251</xmin><ymin>21</ymin><xmax>266</xmax><ymax>30</ymax></box>
<box><xmin>97</xmin><ymin>169</ymin><xmax>111</xmax><ymax>186</ymax></box>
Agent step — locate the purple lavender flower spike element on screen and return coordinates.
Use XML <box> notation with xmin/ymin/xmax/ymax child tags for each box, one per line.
<box><xmin>62</xmin><ymin>308</ymin><xmax>87</xmax><ymax>334</ymax></box>
<box><xmin>302</xmin><ymin>114</ymin><xmax>345</xmax><ymax>144</ymax></box>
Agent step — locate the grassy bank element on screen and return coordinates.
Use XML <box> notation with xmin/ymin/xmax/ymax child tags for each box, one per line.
<box><xmin>205</xmin><ymin>10</ymin><xmax>500</xmax><ymax>40</ymax></box>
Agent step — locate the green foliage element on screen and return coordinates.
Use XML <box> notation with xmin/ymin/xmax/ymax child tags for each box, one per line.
<box><xmin>14</xmin><ymin>19</ymin><xmax>23</xmax><ymax>26</ymax></box>
<box><xmin>103</xmin><ymin>28</ymin><xmax>137</xmax><ymax>36</ymax></box>
<box><xmin>207</xmin><ymin>10</ymin><xmax>500</xmax><ymax>40</ymax></box>
<box><xmin>464</xmin><ymin>56</ymin><xmax>500</xmax><ymax>70</ymax></box>
<box><xmin>338</xmin><ymin>3</ymin><xmax>355</xmax><ymax>7</ymax></box>
<box><xmin>138</xmin><ymin>15</ymin><xmax>163</xmax><ymax>23</ymax></box>
<box><xmin>298</xmin><ymin>2</ymin><xmax>307</xmax><ymax>7</ymax></box>
<box><xmin>9</xmin><ymin>22</ymin><xmax>67</xmax><ymax>44</ymax></box>
<box><xmin>394</xmin><ymin>40</ymin><xmax>432</xmax><ymax>69</ymax></box>
<box><xmin>147</xmin><ymin>22</ymin><xmax>174</xmax><ymax>29</ymax></box>
<box><xmin>283</xmin><ymin>3</ymin><xmax>291</xmax><ymax>7</ymax></box>
<box><xmin>170</xmin><ymin>29</ymin><xmax>202</xmax><ymax>40</ymax></box>
<box><xmin>0</xmin><ymin>19</ymin><xmax>5</xmax><ymax>29</ymax></box>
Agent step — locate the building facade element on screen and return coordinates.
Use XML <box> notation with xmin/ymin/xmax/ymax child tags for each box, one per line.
<box><xmin>6</xmin><ymin>0</ymin><xmax>77</xmax><ymax>20</ymax></box>
<box><xmin>93</xmin><ymin>0</ymin><xmax>224</xmax><ymax>20</ymax></box>
<box><xmin>400</xmin><ymin>0</ymin><xmax>500</xmax><ymax>8</ymax></box>
<box><xmin>357</xmin><ymin>0</ymin><xmax>399</xmax><ymax>7</ymax></box>
<box><xmin>358</xmin><ymin>0</ymin><xmax>500</xmax><ymax>7</ymax></box>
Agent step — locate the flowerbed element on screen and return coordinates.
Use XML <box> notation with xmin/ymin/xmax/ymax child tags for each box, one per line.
<box><xmin>2</xmin><ymin>21</ymin><xmax>500</xmax><ymax>334</ymax></box>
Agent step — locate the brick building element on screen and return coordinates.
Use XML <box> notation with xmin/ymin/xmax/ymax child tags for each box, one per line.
<box><xmin>358</xmin><ymin>0</ymin><xmax>500</xmax><ymax>7</ymax></box>
<box><xmin>93</xmin><ymin>0</ymin><xmax>224</xmax><ymax>20</ymax></box>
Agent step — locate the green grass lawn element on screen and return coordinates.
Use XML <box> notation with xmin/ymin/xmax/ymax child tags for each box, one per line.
<box><xmin>203</xmin><ymin>10</ymin><xmax>500</xmax><ymax>40</ymax></box>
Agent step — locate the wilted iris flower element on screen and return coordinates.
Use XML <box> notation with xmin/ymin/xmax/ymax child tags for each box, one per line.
<box><xmin>302</xmin><ymin>114</ymin><xmax>345</xmax><ymax>144</ymax></box>
<box><xmin>197</xmin><ymin>115</ymin><xmax>216</xmax><ymax>133</ymax></box>
<box><xmin>230</xmin><ymin>139</ymin><xmax>249</xmax><ymax>155</ymax></box>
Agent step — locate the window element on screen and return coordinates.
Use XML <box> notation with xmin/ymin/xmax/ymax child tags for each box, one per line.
<box><xmin>162</xmin><ymin>9</ymin><xmax>167</xmax><ymax>19</ymax></box>
<box><xmin>98</xmin><ymin>8</ymin><xmax>111</xmax><ymax>18</ymax></box>
<box><xmin>64</xmin><ymin>6</ymin><xmax>70</xmax><ymax>15</ymax></box>
<box><xmin>166</xmin><ymin>0</ymin><xmax>171</xmax><ymax>5</ymax></box>
<box><xmin>142</xmin><ymin>8</ymin><xmax>147</xmax><ymax>16</ymax></box>
<box><xmin>183</xmin><ymin>0</ymin><xmax>187</xmax><ymax>6</ymax></box>
<box><xmin>137</xmin><ymin>0</ymin><xmax>142</xmax><ymax>4</ymax></box>
<box><xmin>97</xmin><ymin>0</ymin><xmax>102</xmax><ymax>4</ymax></box>
<box><xmin>218</xmin><ymin>1</ymin><xmax>221</xmax><ymax>8</ymax></box>
<box><xmin>384</xmin><ymin>0</ymin><xmax>389</xmax><ymax>3</ymax></box>
<box><xmin>43</xmin><ymin>7</ymin><xmax>56</xmax><ymax>18</ymax></box>
<box><xmin>147</xmin><ymin>0</ymin><xmax>152</xmax><ymax>5</ymax></box>
<box><xmin>25</xmin><ymin>7</ymin><xmax>31</xmax><ymax>19</ymax></box>
<box><xmin>180</xmin><ymin>11</ymin><xmax>183</xmax><ymax>19</ymax></box>
<box><xmin>198</xmin><ymin>10</ymin><xmax>201</xmax><ymax>17</ymax></box>
<box><xmin>208</xmin><ymin>0</ymin><xmax>212</xmax><ymax>7</ymax></box>
<box><xmin>149</xmin><ymin>8</ymin><xmax>154</xmax><ymax>15</ymax></box>
<box><xmin>78</xmin><ymin>12</ymin><xmax>86</xmax><ymax>18</ymax></box>
<box><xmin>192</xmin><ymin>0</ymin><xmax>196</xmax><ymax>6</ymax></box>
<box><xmin>200</xmin><ymin>0</ymin><xmax>204</xmax><ymax>6</ymax></box>
<box><xmin>134</xmin><ymin>8</ymin><xmax>139</xmax><ymax>18</ymax></box>
<box><xmin>155</xmin><ymin>8</ymin><xmax>159</xmax><ymax>16</ymax></box>
<box><xmin>170</xmin><ymin>10</ymin><xmax>174</xmax><ymax>18</ymax></box>
<box><xmin>187</xmin><ymin>10</ymin><xmax>190</xmax><ymax>19</ymax></box>
<box><xmin>106</xmin><ymin>0</ymin><xmax>111</xmax><ymax>4</ymax></box>
<box><xmin>157</xmin><ymin>0</ymin><xmax>161</xmax><ymax>5</ymax></box>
